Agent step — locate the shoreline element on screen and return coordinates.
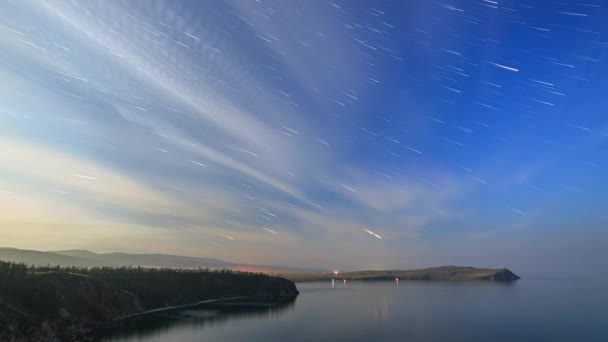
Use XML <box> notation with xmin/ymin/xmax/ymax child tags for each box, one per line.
<box><xmin>86</xmin><ymin>295</ymin><xmax>297</xmax><ymax>340</ymax></box>
<box><xmin>112</xmin><ymin>294</ymin><xmax>295</xmax><ymax>321</ymax></box>
<box><xmin>113</xmin><ymin>296</ymin><xmax>250</xmax><ymax>321</ymax></box>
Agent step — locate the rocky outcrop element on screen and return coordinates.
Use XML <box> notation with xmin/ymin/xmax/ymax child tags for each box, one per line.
<box><xmin>0</xmin><ymin>301</ymin><xmax>36</xmax><ymax>342</ymax></box>
<box><xmin>258</xmin><ymin>278</ymin><xmax>299</xmax><ymax>302</ymax></box>
<box><xmin>1</xmin><ymin>272</ymin><xmax>143</xmax><ymax>341</ymax></box>
<box><xmin>476</xmin><ymin>268</ymin><xmax>520</xmax><ymax>281</ymax></box>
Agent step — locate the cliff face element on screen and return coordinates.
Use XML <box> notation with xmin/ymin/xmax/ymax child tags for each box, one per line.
<box><xmin>0</xmin><ymin>266</ymin><xmax>299</xmax><ymax>341</ymax></box>
<box><xmin>258</xmin><ymin>278</ymin><xmax>299</xmax><ymax>301</ymax></box>
<box><xmin>0</xmin><ymin>301</ymin><xmax>35</xmax><ymax>342</ymax></box>
<box><xmin>476</xmin><ymin>268</ymin><xmax>520</xmax><ymax>281</ymax></box>
<box><xmin>1</xmin><ymin>272</ymin><xmax>143</xmax><ymax>341</ymax></box>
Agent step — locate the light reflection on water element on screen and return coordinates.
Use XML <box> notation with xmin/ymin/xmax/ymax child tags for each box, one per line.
<box><xmin>372</xmin><ymin>297</ymin><xmax>389</xmax><ymax>321</ymax></box>
<box><xmin>100</xmin><ymin>278</ymin><xmax>607</xmax><ymax>342</ymax></box>
<box><xmin>97</xmin><ymin>300</ymin><xmax>296</xmax><ymax>342</ymax></box>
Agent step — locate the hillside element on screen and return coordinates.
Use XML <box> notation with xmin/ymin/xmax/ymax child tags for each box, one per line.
<box><xmin>0</xmin><ymin>248</ymin><xmax>103</xmax><ymax>268</ymax></box>
<box><xmin>0</xmin><ymin>261</ymin><xmax>299</xmax><ymax>341</ymax></box>
<box><xmin>53</xmin><ymin>250</ymin><xmax>232</xmax><ymax>268</ymax></box>
<box><xmin>0</xmin><ymin>247</ymin><xmax>321</xmax><ymax>273</ymax></box>
<box><xmin>284</xmin><ymin>266</ymin><xmax>520</xmax><ymax>282</ymax></box>
<box><xmin>1</xmin><ymin>271</ymin><xmax>143</xmax><ymax>341</ymax></box>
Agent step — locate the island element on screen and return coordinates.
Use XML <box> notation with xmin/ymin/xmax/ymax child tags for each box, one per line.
<box><xmin>0</xmin><ymin>261</ymin><xmax>298</xmax><ymax>341</ymax></box>
<box><xmin>282</xmin><ymin>266</ymin><xmax>521</xmax><ymax>282</ymax></box>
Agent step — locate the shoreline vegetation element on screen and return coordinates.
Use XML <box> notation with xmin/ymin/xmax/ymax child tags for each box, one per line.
<box><xmin>0</xmin><ymin>261</ymin><xmax>298</xmax><ymax>341</ymax></box>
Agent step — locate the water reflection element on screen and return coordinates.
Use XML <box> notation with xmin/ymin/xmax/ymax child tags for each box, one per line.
<box><xmin>331</xmin><ymin>278</ymin><xmax>350</xmax><ymax>289</ymax></box>
<box><xmin>372</xmin><ymin>297</ymin><xmax>389</xmax><ymax>321</ymax></box>
<box><xmin>90</xmin><ymin>280</ymin><xmax>606</xmax><ymax>342</ymax></box>
<box><xmin>95</xmin><ymin>300</ymin><xmax>296</xmax><ymax>341</ymax></box>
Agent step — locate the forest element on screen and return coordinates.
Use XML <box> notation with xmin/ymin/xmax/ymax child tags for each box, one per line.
<box><xmin>0</xmin><ymin>261</ymin><xmax>298</xmax><ymax>340</ymax></box>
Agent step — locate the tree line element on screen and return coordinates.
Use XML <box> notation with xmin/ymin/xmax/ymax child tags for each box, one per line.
<box><xmin>0</xmin><ymin>261</ymin><xmax>295</xmax><ymax>315</ymax></box>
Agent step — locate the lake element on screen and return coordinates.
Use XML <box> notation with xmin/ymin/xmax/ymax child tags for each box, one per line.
<box><xmin>101</xmin><ymin>278</ymin><xmax>607</xmax><ymax>341</ymax></box>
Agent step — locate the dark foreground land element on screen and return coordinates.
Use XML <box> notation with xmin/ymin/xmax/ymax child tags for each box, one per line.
<box><xmin>0</xmin><ymin>261</ymin><xmax>298</xmax><ymax>341</ymax></box>
<box><xmin>283</xmin><ymin>266</ymin><xmax>520</xmax><ymax>282</ymax></box>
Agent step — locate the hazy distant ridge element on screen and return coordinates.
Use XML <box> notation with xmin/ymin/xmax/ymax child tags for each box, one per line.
<box><xmin>0</xmin><ymin>247</ymin><xmax>321</xmax><ymax>273</ymax></box>
<box><xmin>51</xmin><ymin>249</ymin><xmax>231</xmax><ymax>268</ymax></box>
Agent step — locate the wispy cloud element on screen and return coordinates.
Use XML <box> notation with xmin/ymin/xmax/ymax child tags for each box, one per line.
<box><xmin>1</xmin><ymin>0</ymin><xmax>607</xmax><ymax>271</ymax></box>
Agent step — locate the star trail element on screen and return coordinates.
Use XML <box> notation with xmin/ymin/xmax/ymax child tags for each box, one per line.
<box><xmin>1</xmin><ymin>0</ymin><xmax>607</xmax><ymax>273</ymax></box>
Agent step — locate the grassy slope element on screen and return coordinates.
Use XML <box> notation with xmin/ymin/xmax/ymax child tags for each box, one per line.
<box><xmin>282</xmin><ymin>266</ymin><xmax>520</xmax><ymax>282</ymax></box>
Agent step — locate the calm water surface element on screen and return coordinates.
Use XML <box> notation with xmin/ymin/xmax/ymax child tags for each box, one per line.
<box><xmin>103</xmin><ymin>278</ymin><xmax>607</xmax><ymax>341</ymax></box>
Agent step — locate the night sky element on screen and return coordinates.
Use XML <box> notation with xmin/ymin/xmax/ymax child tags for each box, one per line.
<box><xmin>1</xmin><ymin>0</ymin><xmax>607</xmax><ymax>275</ymax></box>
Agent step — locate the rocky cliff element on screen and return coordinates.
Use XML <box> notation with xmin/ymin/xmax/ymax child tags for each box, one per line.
<box><xmin>0</xmin><ymin>264</ymin><xmax>298</xmax><ymax>341</ymax></box>
<box><xmin>1</xmin><ymin>272</ymin><xmax>143</xmax><ymax>341</ymax></box>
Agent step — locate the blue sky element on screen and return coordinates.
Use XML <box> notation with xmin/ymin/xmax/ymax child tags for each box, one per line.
<box><xmin>1</xmin><ymin>0</ymin><xmax>607</xmax><ymax>275</ymax></box>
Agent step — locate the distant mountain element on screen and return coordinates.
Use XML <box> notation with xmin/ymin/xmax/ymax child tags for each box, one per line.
<box><xmin>0</xmin><ymin>247</ymin><xmax>322</xmax><ymax>273</ymax></box>
<box><xmin>0</xmin><ymin>247</ymin><xmax>103</xmax><ymax>267</ymax></box>
<box><xmin>52</xmin><ymin>250</ymin><xmax>232</xmax><ymax>268</ymax></box>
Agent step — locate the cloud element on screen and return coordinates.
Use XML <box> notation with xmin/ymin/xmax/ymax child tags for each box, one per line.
<box><xmin>0</xmin><ymin>1</ymin><xmax>485</xmax><ymax>269</ymax></box>
<box><xmin>0</xmin><ymin>137</ymin><xmax>209</xmax><ymax>218</ymax></box>
<box><xmin>2</xmin><ymin>0</ymin><xmax>606</xmax><ymax>273</ymax></box>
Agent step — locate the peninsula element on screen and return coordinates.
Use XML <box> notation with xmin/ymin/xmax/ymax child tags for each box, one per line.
<box><xmin>283</xmin><ymin>266</ymin><xmax>521</xmax><ymax>282</ymax></box>
<box><xmin>0</xmin><ymin>261</ymin><xmax>298</xmax><ymax>341</ymax></box>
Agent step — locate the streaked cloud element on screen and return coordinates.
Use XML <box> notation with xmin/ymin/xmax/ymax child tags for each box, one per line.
<box><xmin>1</xmin><ymin>0</ymin><xmax>607</xmax><ymax>272</ymax></box>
